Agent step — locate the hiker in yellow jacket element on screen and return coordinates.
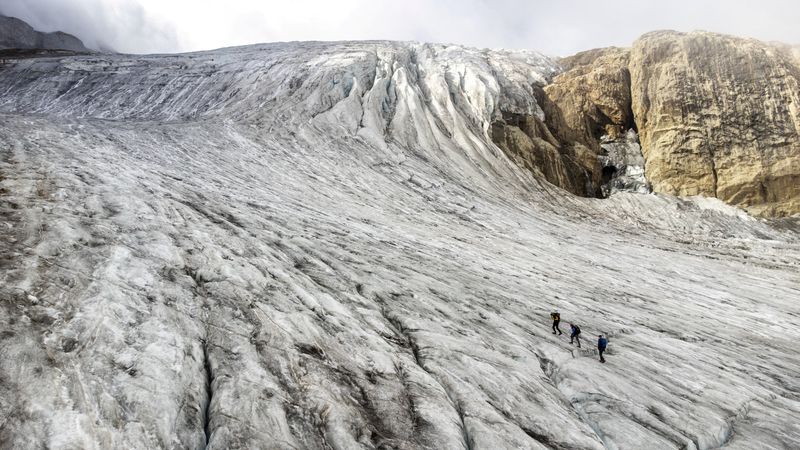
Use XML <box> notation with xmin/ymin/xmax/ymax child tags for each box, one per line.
<box><xmin>550</xmin><ymin>311</ymin><xmax>562</xmax><ymax>335</ymax></box>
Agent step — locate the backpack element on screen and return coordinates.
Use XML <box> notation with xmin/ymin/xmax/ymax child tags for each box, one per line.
<box><xmin>551</xmin><ymin>312</ymin><xmax>560</xmax><ymax>321</ymax></box>
<box><xmin>573</xmin><ymin>325</ymin><xmax>581</xmax><ymax>334</ymax></box>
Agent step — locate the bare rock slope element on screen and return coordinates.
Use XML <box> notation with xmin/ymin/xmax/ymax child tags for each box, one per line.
<box><xmin>544</xmin><ymin>47</ymin><xmax>633</xmax><ymax>148</ymax></box>
<box><xmin>537</xmin><ymin>31</ymin><xmax>800</xmax><ymax>216</ymax></box>
<box><xmin>0</xmin><ymin>32</ymin><xmax>799</xmax><ymax>450</ymax></box>
<box><xmin>630</xmin><ymin>31</ymin><xmax>800</xmax><ymax>217</ymax></box>
<box><xmin>0</xmin><ymin>14</ymin><xmax>88</xmax><ymax>53</ymax></box>
<box><xmin>487</xmin><ymin>48</ymin><xmax>634</xmax><ymax>198</ymax></box>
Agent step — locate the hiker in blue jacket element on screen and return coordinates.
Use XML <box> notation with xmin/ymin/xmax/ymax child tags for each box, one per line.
<box><xmin>569</xmin><ymin>323</ymin><xmax>581</xmax><ymax>348</ymax></box>
<box><xmin>597</xmin><ymin>335</ymin><xmax>608</xmax><ymax>363</ymax></box>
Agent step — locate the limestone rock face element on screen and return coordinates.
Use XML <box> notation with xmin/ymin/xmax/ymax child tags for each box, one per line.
<box><xmin>629</xmin><ymin>31</ymin><xmax>800</xmax><ymax>217</ymax></box>
<box><xmin>532</xmin><ymin>31</ymin><xmax>800</xmax><ymax>216</ymax></box>
<box><xmin>544</xmin><ymin>47</ymin><xmax>633</xmax><ymax>148</ymax></box>
<box><xmin>490</xmin><ymin>47</ymin><xmax>642</xmax><ymax>198</ymax></box>
<box><xmin>490</xmin><ymin>109</ymin><xmax>600</xmax><ymax>197</ymax></box>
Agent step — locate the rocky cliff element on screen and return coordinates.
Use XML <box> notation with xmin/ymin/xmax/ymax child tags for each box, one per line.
<box><xmin>490</xmin><ymin>45</ymin><xmax>647</xmax><ymax>199</ymax></box>
<box><xmin>489</xmin><ymin>108</ymin><xmax>601</xmax><ymax>197</ymax></box>
<box><xmin>0</xmin><ymin>14</ymin><xmax>88</xmax><ymax>52</ymax></box>
<box><xmin>544</xmin><ymin>47</ymin><xmax>633</xmax><ymax>147</ymax></box>
<box><xmin>524</xmin><ymin>31</ymin><xmax>800</xmax><ymax>217</ymax></box>
<box><xmin>630</xmin><ymin>31</ymin><xmax>800</xmax><ymax>217</ymax></box>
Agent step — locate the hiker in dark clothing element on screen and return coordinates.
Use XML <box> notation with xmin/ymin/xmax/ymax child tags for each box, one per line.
<box><xmin>570</xmin><ymin>324</ymin><xmax>581</xmax><ymax>348</ymax></box>
<box><xmin>598</xmin><ymin>335</ymin><xmax>608</xmax><ymax>363</ymax></box>
<box><xmin>550</xmin><ymin>312</ymin><xmax>562</xmax><ymax>335</ymax></box>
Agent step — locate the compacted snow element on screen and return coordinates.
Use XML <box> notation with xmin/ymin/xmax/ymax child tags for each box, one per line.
<box><xmin>0</xmin><ymin>41</ymin><xmax>799</xmax><ymax>450</ymax></box>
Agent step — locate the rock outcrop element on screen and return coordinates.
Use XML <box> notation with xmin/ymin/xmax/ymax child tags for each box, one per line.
<box><xmin>629</xmin><ymin>31</ymin><xmax>800</xmax><ymax>217</ymax></box>
<box><xmin>0</xmin><ymin>15</ymin><xmax>88</xmax><ymax>52</ymax></box>
<box><xmin>490</xmin><ymin>108</ymin><xmax>601</xmax><ymax>197</ymax></box>
<box><xmin>515</xmin><ymin>31</ymin><xmax>800</xmax><ymax>217</ymax></box>
<box><xmin>490</xmin><ymin>47</ymin><xmax>643</xmax><ymax>198</ymax></box>
<box><xmin>543</xmin><ymin>47</ymin><xmax>633</xmax><ymax>148</ymax></box>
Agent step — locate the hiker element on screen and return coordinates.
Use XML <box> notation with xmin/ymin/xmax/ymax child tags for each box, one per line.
<box><xmin>570</xmin><ymin>323</ymin><xmax>581</xmax><ymax>348</ymax></box>
<box><xmin>597</xmin><ymin>334</ymin><xmax>608</xmax><ymax>363</ymax></box>
<box><xmin>550</xmin><ymin>311</ymin><xmax>562</xmax><ymax>335</ymax></box>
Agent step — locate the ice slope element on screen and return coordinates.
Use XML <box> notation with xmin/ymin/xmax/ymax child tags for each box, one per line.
<box><xmin>0</xmin><ymin>41</ymin><xmax>799</xmax><ymax>450</ymax></box>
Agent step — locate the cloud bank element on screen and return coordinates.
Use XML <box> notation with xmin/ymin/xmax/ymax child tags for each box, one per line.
<box><xmin>1</xmin><ymin>0</ymin><xmax>798</xmax><ymax>55</ymax></box>
<box><xmin>0</xmin><ymin>0</ymin><xmax>178</xmax><ymax>53</ymax></box>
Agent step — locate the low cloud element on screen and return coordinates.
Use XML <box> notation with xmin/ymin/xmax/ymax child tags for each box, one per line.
<box><xmin>1</xmin><ymin>0</ymin><xmax>798</xmax><ymax>55</ymax></box>
<box><xmin>0</xmin><ymin>0</ymin><xmax>179</xmax><ymax>53</ymax></box>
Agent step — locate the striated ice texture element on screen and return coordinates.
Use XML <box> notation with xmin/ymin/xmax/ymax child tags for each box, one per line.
<box><xmin>0</xmin><ymin>41</ymin><xmax>799</xmax><ymax>449</ymax></box>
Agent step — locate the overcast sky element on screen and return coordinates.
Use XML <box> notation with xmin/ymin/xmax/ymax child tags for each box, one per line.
<box><xmin>1</xmin><ymin>0</ymin><xmax>799</xmax><ymax>55</ymax></box>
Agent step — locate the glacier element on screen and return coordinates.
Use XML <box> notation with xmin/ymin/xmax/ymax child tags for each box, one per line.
<box><xmin>0</xmin><ymin>41</ymin><xmax>799</xmax><ymax>449</ymax></box>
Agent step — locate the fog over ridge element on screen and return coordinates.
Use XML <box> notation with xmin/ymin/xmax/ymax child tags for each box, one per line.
<box><xmin>1</xmin><ymin>0</ymin><xmax>798</xmax><ymax>55</ymax></box>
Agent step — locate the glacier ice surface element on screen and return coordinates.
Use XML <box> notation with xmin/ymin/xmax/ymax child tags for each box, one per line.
<box><xmin>0</xmin><ymin>41</ymin><xmax>799</xmax><ymax>449</ymax></box>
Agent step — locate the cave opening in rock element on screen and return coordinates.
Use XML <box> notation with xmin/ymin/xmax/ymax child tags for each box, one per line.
<box><xmin>600</xmin><ymin>165</ymin><xmax>619</xmax><ymax>198</ymax></box>
<box><xmin>602</xmin><ymin>165</ymin><xmax>618</xmax><ymax>185</ymax></box>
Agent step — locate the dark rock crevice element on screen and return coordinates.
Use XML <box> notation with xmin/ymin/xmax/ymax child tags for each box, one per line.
<box><xmin>200</xmin><ymin>338</ymin><xmax>213</xmax><ymax>448</ymax></box>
